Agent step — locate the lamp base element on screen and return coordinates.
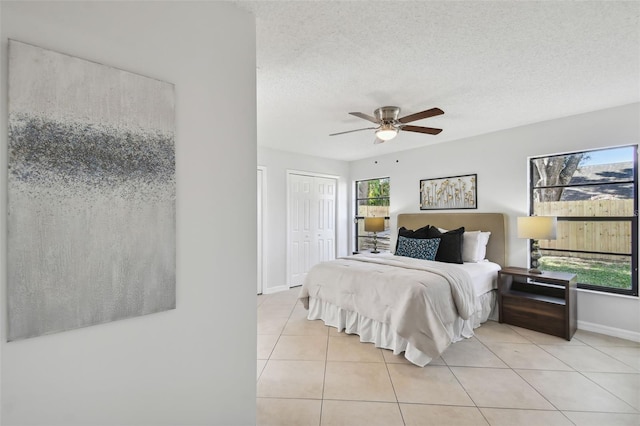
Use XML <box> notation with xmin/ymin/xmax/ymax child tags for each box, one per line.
<box><xmin>529</xmin><ymin>240</ymin><xmax>544</xmax><ymax>275</ymax></box>
<box><xmin>371</xmin><ymin>233</ymin><xmax>379</xmax><ymax>254</ymax></box>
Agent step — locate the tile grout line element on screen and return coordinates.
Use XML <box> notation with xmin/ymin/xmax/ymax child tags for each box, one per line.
<box><xmin>319</xmin><ymin>320</ymin><xmax>330</xmax><ymax>426</ymax></box>
<box><xmin>504</xmin><ymin>325</ymin><xmax>638</xmax><ymax>419</ymax></box>
<box><xmin>588</xmin><ymin>343</ymin><xmax>640</xmax><ymax>372</ymax></box>
<box><xmin>492</xmin><ymin>325</ymin><xmax>572</xmax><ymax>416</ymax></box>
<box><xmin>381</xmin><ymin>350</ymin><xmax>406</xmax><ymax>425</ymax></box>
<box><xmin>442</xmin><ymin>354</ymin><xmax>492</xmax><ymax>425</ymax></box>
<box><xmin>257</xmin><ymin>293</ymin><xmax>295</xmax><ymax>376</ymax></box>
<box><xmin>530</xmin><ymin>329</ymin><xmax>640</xmax><ymax>412</ymax></box>
<box><xmin>467</xmin><ymin>325</ymin><xmax>578</xmax><ymax>421</ymax></box>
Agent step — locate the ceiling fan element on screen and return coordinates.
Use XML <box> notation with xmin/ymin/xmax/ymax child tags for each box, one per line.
<box><xmin>330</xmin><ymin>106</ymin><xmax>444</xmax><ymax>144</ymax></box>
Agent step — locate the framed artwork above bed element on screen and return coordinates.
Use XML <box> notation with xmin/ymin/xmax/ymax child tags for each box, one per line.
<box><xmin>420</xmin><ymin>173</ymin><xmax>477</xmax><ymax>210</ymax></box>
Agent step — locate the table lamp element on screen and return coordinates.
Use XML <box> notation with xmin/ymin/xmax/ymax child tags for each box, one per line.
<box><xmin>517</xmin><ymin>216</ymin><xmax>557</xmax><ymax>274</ymax></box>
<box><xmin>364</xmin><ymin>217</ymin><xmax>385</xmax><ymax>253</ymax></box>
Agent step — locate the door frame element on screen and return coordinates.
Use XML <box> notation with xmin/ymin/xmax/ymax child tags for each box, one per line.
<box><xmin>286</xmin><ymin>169</ymin><xmax>339</xmax><ymax>289</ymax></box>
<box><xmin>257</xmin><ymin>166</ymin><xmax>267</xmax><ymax>294</ymax></box>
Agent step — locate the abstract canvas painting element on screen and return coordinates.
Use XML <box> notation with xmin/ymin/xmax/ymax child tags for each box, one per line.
<box><xmin>7</xmin><ymin>40</ymin><xmax>176</xmax><ymax>341</ymax></box>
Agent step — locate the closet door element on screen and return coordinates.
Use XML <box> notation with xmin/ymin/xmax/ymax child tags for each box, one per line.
<box><xmin>289</xmin><ymin>174</ymin><xmax>314</xmax><ymax>287</ymax></box>
<box><xmin>315</xmin><ymin>177</ymin><xmax>336</xmax><ymax>262</ymax></box>
<box><xmin>288</xmin><ymin>173</ymin><xmax>337</xmax><ymax>288</ymax></box>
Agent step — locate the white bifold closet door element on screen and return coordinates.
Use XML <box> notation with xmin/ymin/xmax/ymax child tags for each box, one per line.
<box><xmin>289</xmin><ymin>173</ymin><xmax>336</xmax><ymax>288</ymax></box>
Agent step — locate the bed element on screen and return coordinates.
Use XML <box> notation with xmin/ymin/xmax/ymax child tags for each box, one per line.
<box><xmin>298</xmin><ymin>212</ymin><xmax>507</xmax><ymax>366</ymax></box>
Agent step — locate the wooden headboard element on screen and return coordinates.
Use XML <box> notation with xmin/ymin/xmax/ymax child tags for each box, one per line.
<box><xmin>396</xmin><ymin>213</ymin><xmax>507</xmax><ymax>267</ymax></box>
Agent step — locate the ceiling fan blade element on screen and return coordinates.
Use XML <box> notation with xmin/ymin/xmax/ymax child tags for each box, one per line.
<box><xmin>398</xmin><ymin>107</ymin><xmax>444</xmax><ymax>124</ymax></box>
<box><xmin>373</xmin><ymin>137</ymin><xmax>385</xmax><ymax>144</ymax></box>
<box><xmin>401</xmin><ymin>125</ymin><xmax>443</xmax><ymax>135</ymax></box>
<box><xmin>349</xmin><ymin>112</ymin><xmax>379</xmax><ymax>124</ymax></box>
<box><xmin>329</xmin><ymin>127</ymin><xmax>377</xmax><ymax>136</ymax></box>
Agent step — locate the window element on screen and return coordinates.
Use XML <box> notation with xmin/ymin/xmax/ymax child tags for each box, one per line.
<box><xmin>529</xmin><ymin>145</ymin><xmax>638</xmax><ymax>296</ymax></box>
<box><xmin>355</xmin><ymin>177</ymin><xmax>390</xmax><ymax>252</ymax></box>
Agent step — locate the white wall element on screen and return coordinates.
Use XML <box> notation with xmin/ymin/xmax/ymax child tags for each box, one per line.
<box><xmin>0</xmin><ymin>2</ymin><xmax>257</xmax><ymax>424</ymax></box>
<box><xmin>258</xmin><ymin>147</ymin><xmax>350</xmax><ymax>293</ymax></box>
<box><xmin>350</xmin><ymin>103</ymin><xmax>640</xmax><ymax>339</ymax></box>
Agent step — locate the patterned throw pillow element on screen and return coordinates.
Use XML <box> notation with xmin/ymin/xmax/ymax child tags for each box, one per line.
<box><xmin>395</xmin><ymin>236</ymin><xmax>441</xmax><ymax>261</ymax></box>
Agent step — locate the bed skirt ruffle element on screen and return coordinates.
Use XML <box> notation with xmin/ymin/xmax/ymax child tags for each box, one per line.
<box><xmin>307</xmin><ymin>290</ymin><xmax>497</xmax><ymax>367</ymax></box>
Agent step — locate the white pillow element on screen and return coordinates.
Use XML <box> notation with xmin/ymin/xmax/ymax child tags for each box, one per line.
<box><xmin>437</xmin><ymin>227</ymin><xmax>491</xmax><ymax>262</ymax></box>
<box><xmin>462</xmin><ymin>231</ymin><xmax>491</xmax><ymax>263</ymax></box>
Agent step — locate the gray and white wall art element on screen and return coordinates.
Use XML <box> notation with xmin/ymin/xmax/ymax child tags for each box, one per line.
<box><xmin>7</xmin><ymin>40</ymin><xmax>176</xmax><ymax>341</ymax></box>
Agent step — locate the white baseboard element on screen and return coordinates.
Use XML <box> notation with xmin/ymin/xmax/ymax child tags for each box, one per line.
<box><xmin>578</xmin><ymin>320</ymin><xmax>640</xmax><ymax>343</ymax></box>
<box><xmin>262</xmin><ymin>285</ymin><xmax>289</xmax><ymax>295</ymax></box>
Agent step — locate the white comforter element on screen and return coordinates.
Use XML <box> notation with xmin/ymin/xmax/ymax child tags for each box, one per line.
<box><xmin>298</xmin><ymin>253</ymin><xmax>478</xmax><ymax>360</ymax></box>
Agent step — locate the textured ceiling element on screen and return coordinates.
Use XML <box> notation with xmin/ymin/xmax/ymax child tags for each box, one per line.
<box><xmin>235</xmin><ymin>1</ymin><xmax>640</xmax><ymax>161</ymax></box>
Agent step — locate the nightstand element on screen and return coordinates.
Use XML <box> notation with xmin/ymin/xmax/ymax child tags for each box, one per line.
<box><xmin>498</xmin><ymin>267</ymin><xmax>577</xmax><ymax>340</ymax></box>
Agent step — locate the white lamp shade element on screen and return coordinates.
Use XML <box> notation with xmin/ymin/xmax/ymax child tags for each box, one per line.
<box><xmin>364</xmin><ymin>217</ymin><xmax>385</xmax><ymax>232</ymax></box>
<box><xmin>517</xmin><ymin>216</ymin><xmax>557</xmax><ymax>240</ymax></box>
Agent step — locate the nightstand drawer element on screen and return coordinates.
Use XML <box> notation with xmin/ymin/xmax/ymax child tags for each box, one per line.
<box><xmin>502</xmin><ymin>296</ymin><xmax>565</xmax><ymax>338</ymax></box>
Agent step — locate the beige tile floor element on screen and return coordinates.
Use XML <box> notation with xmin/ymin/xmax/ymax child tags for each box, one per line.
<box><xmin>257</xmin><ymin>288</ymin><xmax>640</xmax><ymax>426</ymax></box>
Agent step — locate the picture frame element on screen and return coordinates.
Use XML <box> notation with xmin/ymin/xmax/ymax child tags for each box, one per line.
<box><xmin>420</xmin><ymin>173</ymin><xmax>477</xmax><ymax>210</ymax></box>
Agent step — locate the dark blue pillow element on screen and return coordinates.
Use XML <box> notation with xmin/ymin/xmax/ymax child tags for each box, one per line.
<box><xmin>395</xmin><ymin>236</ymin><xmax>441</xmax><ymax>261</ymax></box>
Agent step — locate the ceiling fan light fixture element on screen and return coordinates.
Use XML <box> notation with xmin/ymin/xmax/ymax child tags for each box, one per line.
<box><xmin>376</xmin><ymin>124</ymin><xmax>398</xmax><ymax>141</ymax></box>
